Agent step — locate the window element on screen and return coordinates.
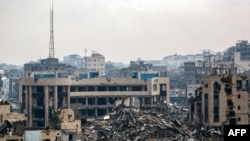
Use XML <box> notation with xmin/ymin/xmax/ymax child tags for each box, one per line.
<box><xmin>238</xmin><ymin>117</ymin><xmax>241</xmax><ymax>121</ymax></box>
<box><xmin>205</xmin><ymin>93</ymin><xmax>208</xmax><ymax>123</ymax></box>
<box><xmin>238</xmin><ymin>106</ymin><xmax>241</xmax><ymax>110</ymax></box>
<box><xmin>153</xmin><ymin>84</ymin><xmax>157</xmax><ymax>91</ymax></box>
<box><xmin>213</xmin><ymin>82</ymin><xmax>220</xmax><ymax>122</ymax></box>
<box><xmin>204</xmin><ymin>84</ymin><xmax>208</xmax><ymax>88</ymax></box>
<box><xmin>238</xmin><ymin>94</ymin><xmax>241</xmax><ymax>99</ymax></box>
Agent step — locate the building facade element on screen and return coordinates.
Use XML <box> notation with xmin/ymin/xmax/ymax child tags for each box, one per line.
<box><xmin>24</xmin><ymin>58</ymin><xmax>76</xmax><ymax>78</ymax></box>
<box><xmin>85</xmin><ymin>52</ymin><xmax>105</xmax><ymax>75</ymax></box>
<box><xmin>189</xmin><ymin>68</ymin><xmax>249</xmax><ymax>131</ymax></box>
<box><xmin>19</xmin><ymin>76</ymin><xmax>169</xmax><ymax>127</ymax></box>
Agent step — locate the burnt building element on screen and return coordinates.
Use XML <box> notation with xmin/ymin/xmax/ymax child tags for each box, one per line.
<box><xmin>19</xmin><ymin>75</ymin><xmax>169</xmax><ymax>127</ymax></box>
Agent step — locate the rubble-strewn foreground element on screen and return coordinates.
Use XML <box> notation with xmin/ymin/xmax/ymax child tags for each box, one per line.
<box><xmin>82</xmin><ymin>104</ymin><xmax>222</xmax><ymax>141</ymax></box>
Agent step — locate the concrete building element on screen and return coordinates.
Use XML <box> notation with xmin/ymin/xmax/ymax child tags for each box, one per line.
<box><xmin>63</xmin><ymin>54</ymin><xmax>84</xmax><ymax>69</ymax></box>
<box><xmin>59</xmin><ymin>109</ymin><xmax>82</xmax><ymax>141</ymax></box>
<box><xmin>0</xmin><ymin>101</ymin><xmax>26</xmax><ymax>141</ymax></box>
<box><xmin>19</xmin><ymin>76</ymin><xmax>169</xmax><ymax>127</ymax></box>
<box><xmin>24</xmin><ymin>58</ymin><xmax>76</xmax><ymax>78</ymax></box>
<box><xmin>186</xmin><ymin>84</ymin><xmax>200</xmax><ymax>99</ymax></box>
<box><xmin>169</xmin><ymin>89</ymin><xmax>186</xmax><ymax>106</ymax></box>
<box><xmin>85</xmin><ymin>51</ymin><xmax>105</xmax><ymax>75</ymax></box>
<box><xmin>4</xmin><ymin>69</ymin><xmax>24</xmax><ymax>101</ymax></box>
<box><xmin>24</xmin><ymin>130</ymin><xmax>61</xmax><ymax>141</ymax></box>
<box><xmin>189</xmin><ymin>68</ymin><xmax>249</xmax><ymax>131</ymax></box>
<box><xmin>0</xmin><ymin>101</ymin><xmax>26</xmax><ymax>125</ymax></box>
<box><xmin>224</xmin><ymin>40</ymin><xmax>250</xmax><ymax>71</ymax></box>
<box><xmin>1</xmin><ymin>77</ymin><xmax>9</xmax><ymax>101</ymax></box>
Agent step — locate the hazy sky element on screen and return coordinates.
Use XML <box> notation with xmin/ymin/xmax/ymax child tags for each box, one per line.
<box><xmin>1</xmin><ymin>0</ymin><xmax>250</xmax><ymax>65</ymax></box>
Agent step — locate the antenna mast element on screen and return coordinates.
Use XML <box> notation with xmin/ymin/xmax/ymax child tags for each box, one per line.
<box><xmin>49</xmin><ymin>0</ymin><xmax>55</xmax><ymax>58</ymax></box>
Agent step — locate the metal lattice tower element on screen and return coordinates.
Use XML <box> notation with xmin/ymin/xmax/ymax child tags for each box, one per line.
<box><xmin>49</xmin><ymin>0</ymin><xmax>54</xmax><ymax>58</ymax></box>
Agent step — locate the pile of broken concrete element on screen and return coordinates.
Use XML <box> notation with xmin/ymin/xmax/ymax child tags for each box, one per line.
<box><xmin>82</xmin><ymin>104</ymin><xmax>205</xmax><ymax>141</ymax></box>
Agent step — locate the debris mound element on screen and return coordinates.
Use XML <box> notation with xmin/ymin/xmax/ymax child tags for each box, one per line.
<box><xmin>82</xmin><ymin>104</ymin><xmax>196</xmax><ymax>141</ymax></box>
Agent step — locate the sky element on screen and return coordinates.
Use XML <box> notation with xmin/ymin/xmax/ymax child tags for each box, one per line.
<box><xmin>0</xmin><ymin>0</ymin><xmax>250</xmax><ymax>66</ymax></box>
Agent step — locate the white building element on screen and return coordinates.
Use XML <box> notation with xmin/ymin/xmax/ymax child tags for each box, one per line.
<box><xmin>234</xmin><ymin>52</ymin><xmax>250</xmax><ymax>72</ymax></box>
<box><xmin>1</xmin><ymin>76</ymin><xmax>10</xmax><ymax>100</ymax></box>
<box><xmin>85</xmin><ymin>51</ymin><xmax>105</xmax><ymax>75</ymax></box>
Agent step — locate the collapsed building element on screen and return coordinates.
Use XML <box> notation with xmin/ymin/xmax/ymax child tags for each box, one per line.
<box><xmin>19</xmin><ymin>74</ymin><xmax>169</xmax><ymax>128</ymax></box>
<box><xmin>0</xmin><ymin>101</ymin><xmax>26</xmax><ymax>141</ymax></box>
<box><xmin>189</xmin><ymin>67</ymin><xmax>249</xmax><ymax>131</ymax></box>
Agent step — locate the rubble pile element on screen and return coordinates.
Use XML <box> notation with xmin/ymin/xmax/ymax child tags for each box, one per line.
<box><xmin>83</xmin><ymin>105</ymin><xmax>199</xmax><ymax>141</ymax></box>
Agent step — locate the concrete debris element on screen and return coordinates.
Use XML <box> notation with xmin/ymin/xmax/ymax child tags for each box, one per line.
<box><xmin>82</xmin><ymin>104</ymin><xmax>221</xmax><ymax>141</ymax></box>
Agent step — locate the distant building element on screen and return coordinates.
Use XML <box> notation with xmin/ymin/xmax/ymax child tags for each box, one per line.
<box><xmin>169</xmin><ymin>89</ymin><xmax>186</xmax><ymax>106</ymax></box>
<box><xmin>63</xmin><ymin>54</ymin><xmax>84</xmax><ymax>69</ymax></box>
<box><xmin>24</xmin><ymin>58</ymin><xmax>76</xmax><ymax>78</ymax></box>
<box><xmin>1</xmin><ymin>76</ymin><xmax>10</xmax><ymax>100</ymax></box>
<box><xmin>85</xmin><ymin>51</ymin><xmax>105</xmax><ymax>75</ymax></box>
<box><xmin>4</xmin><ymin>69</ymin><xmax>24</xmax><ymax>101</ymax></box>
<box><xmin>162</xmin><ymin>54</ymin><xmax>187</xmax><ymax>71</ymax></box>
<box><xmin>186</xmin><ymin>84</ymin><xmax>200</xmax><ymax>99</ymax></box>
<box><xmin>183</xmin><ymin>62</ymin><xmax>202</xmax><ymax>85</ymax></box>
<box><xmin>224</xmin><ymin>40</ymin><xmax>250</xmax><ymax>71</ymax></box>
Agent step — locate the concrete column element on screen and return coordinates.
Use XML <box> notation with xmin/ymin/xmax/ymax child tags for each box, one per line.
<box><xmin>54</xmin><ymin>86</ymin><xmax>58</xmax><ymax>112</ymax></box>
<box><xmin>95</xmin><ymin>108</ymin><xmax>97</xmax><ymax>117</ymax></box>
<box><xmin>106</xmin><ymin>97</ymin><xmax>109</xmax><ymax>106</ymax></box>
<box><xmin>189</xmin><ymin>103</ymin><xmax>192</xmax><ymax>122</ymax></box>
<box><xmin>19</xmin><ymin>84</ymin><xmax>23</xmax><ymax>108</ymax></box>
<box><xmin>67</xmin><ymin>86</ymin><xmax>70</xmax><ymax>108</ymax></box>
<box><xmin>28</xmin><ymin>86</ymin><xmax>33</xmax><ymax>127</ymax></box>
<box><xmin>24</xmin><ymin>86</ymin><xmax>29</xmax><ymax>115</ymax></box>
<box><xmin>44</xmin><ymin>86</ymin><xmax>49</xmax><ymax>127</ymax></box>
<box><xmin>142</xmin><ymin>97</ymin><xmax>145</xmax><ymax>105</ymax></box>
<box><xmin>95</xmin><ymin>97</ymin><xmax>97</xmax><ymax>105</ymax></box>
<box><xmin>86</xmin><ymin>97</ymin><xmax>88</xmax><ymax>106</ymax></box>
<box><xmin>194</xmin><ymin>102</ymin><xmax>197</xmax><ymax>121</ymax></box>
<box><xmin>25</xmin><ymin>86</ymin><xmax>29</xmax><ymax>126</ymax></box>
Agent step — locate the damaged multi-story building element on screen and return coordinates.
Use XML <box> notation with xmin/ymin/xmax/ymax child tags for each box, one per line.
<box><xmin>19</xmin><ymin>72</ymin><xmax>169</xmax><ymax>127</ymax></box>
<box><xmin>189</xmin><ymin>67</ymin><xmax>249</xmax><ymax>131</ymax></box>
